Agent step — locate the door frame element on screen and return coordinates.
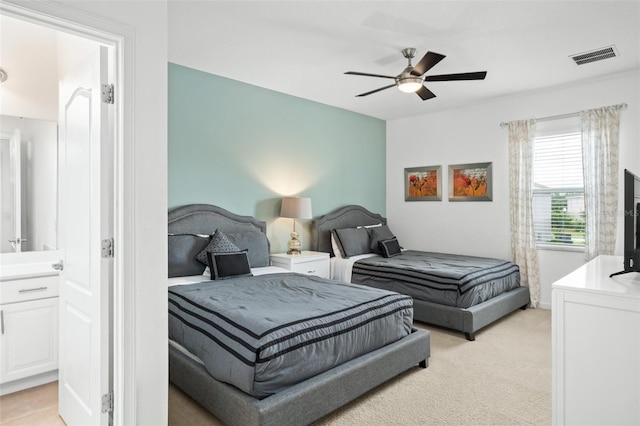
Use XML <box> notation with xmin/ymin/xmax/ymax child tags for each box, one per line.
<box><xmin>0</xmin><ymin>2</ymin><xmax>134</xmax><ymax>424</ymax></box>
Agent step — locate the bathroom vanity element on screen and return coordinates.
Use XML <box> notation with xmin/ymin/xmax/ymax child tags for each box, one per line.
<box><xmin>0</xmin><ymin>263</ymin><xmax>59</xmax><ymax>395</ymax></box>
<box><xmin>0</xmin><ymin>114</ymin><xmax>60</xmax><ymax>395</ymax></box>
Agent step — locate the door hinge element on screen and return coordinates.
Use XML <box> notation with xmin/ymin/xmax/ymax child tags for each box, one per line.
<box><xmin>101</xmin><ymin>391</ymin><xmax>114</xmax><ymax>413</ymax></box>
<box><xmin>101</xmin><ymin>83</ymin><xmax>114</xmax><ymax>104</ymax></box>
<box><xmin>101</xmin><ymin>238</ymin><xmax>114</xmax><ymax>258</ymax></box>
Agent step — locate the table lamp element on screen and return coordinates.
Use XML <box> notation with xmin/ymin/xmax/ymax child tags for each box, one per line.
<box><xmin>280</xmin><ymin>197</ymin><xmax>312</xmax><ymax>255</ymax></box>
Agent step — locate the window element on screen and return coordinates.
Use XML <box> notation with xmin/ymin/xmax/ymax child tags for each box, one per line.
<box><xmin>532</xmin><ymin>131</ymin><xmax>585</xmax><ymax>248</ymax></box>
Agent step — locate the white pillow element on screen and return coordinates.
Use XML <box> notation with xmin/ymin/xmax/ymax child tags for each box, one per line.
<box><xmin>357</xmin><ymin>223</ymin><xmax>382</xmax><ymax>229</ymax></box>
<box><xmin>331</xmin><ymin>232</ymin><xmax>343</xmax><ymax>258</ymax></box>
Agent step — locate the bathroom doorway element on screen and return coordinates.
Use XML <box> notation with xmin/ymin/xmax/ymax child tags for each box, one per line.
<box><xmin>0</xmin><ymin>8</ymin><xmax>118</xmax><ymax>425</ymax></box>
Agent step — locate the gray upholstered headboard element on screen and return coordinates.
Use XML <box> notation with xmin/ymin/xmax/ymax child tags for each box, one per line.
<box><xmin>310</xmin><ymin>205</ymin><xmax>386</xmax><ymax>256</ymax></box>
<box><xmin>168</xmin><ymin>204</ymin><xmax>269</xmax><ymax>277</ymax></box>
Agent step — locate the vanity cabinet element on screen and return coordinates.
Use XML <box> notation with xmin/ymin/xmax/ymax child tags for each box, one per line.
<box><xmin>0</xmin><ymin>274</ymin><xmax>59</xmax><ymax>394</ymax></box>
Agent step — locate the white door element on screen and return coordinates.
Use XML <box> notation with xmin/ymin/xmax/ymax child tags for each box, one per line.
<box><xmin>58</xmin><ymin>45</ymin><xmax>113</xmax><ymax>426</ymax></box>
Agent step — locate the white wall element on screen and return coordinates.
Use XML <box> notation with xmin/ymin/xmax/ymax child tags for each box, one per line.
<box><xmin>387</xmin><ymin>71</ymin><xmax>640</xmax><ymax>309</ymax></box>
<box><xmin>0</xmin><ymin>15</ymin><xmax>58</xmax><ymax>121</ymax></box>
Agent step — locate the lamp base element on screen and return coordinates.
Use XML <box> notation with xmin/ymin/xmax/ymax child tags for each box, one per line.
<box><xmin>287</xmin><ymin>230</ymin><xmax>301</xmax><ymax>255</ymax></box>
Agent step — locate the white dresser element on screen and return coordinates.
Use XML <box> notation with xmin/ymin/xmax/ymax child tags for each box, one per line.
<box><xmin>270</xmin><ymin>251</ymin><xmax>330</xmax><ymax>279</ymax></box>
<box><xmin>0</xmin><ymin>264</ymin><xmax>59</xmax><ymax>395</ymax></box>
<box><xmin>552</xmin><ymin>255</ymin><xmax>640</xmax><ymax>426</ymax></box>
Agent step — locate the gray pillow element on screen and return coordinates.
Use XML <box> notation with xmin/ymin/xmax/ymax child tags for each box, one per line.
<box><xmin>333</xmin><ymin>227</ymin><xmax>371</xmax><ymax>258</ymax></box>
<box><xmin>225</xmin><ymin>231</ymin><xmax>270</xmax><ymax>268</ymax></box>
<box><xmin>196</xmin><ymin>229</ymin><xmax>240</xmax><ymax>265</ymax></box>
<box><xmin>168</xmin><ymin>234</ymin><xmax>209</xmax><ymax>278</ymax></box>
<box><xmin>368</xmin><ymin>225</ymin><xmax>396</xmax><ymax>254</ymax></box>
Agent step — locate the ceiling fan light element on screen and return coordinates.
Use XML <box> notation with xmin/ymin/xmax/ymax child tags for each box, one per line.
<box><xmin>397</xmin><ymin>77</ymin><xmax>422</xmax><ymax>93</ymax></box>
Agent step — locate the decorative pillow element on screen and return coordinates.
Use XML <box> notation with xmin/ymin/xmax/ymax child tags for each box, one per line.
<box><xmin>225</xmin><ymin>231</ymin><xmax>270</xmax><ymax>268</ymax></box>
<box><xmin>207</xmin><ymin>250</ymin><xmax>253</xmax><ymax>280</ymax></box>
<box><xmin>168</xmin><ymin>234</ymin><xmax>209</xmax><ymax>278</ymax></box>
<box><xmin>379</xmin><ymin>237</ymin><xmax>402</xmax><ymax>258</ymax></box>
<box><xmin>333</xmin><ymin>227</ymin><xmax>371</xmax><ymax>258</ymax></box>
<box><xmin>368</xmin><ymin>225</ymin><xmax>396</xmax><ymax>254</ymax></box>
<box><xmin>196</xmin><ymin>229</ymin><xmax>240</xmax><ymax>265</ymax></box>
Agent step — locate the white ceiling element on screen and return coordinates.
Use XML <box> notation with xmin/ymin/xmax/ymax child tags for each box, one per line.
<box><xmin>2</xmin><ymin>2</ymin><xmax>638</xmax><ymax>122</ymax></box>
<box><xmin>168</xmin><ymin>1</ymin><xmax>640</xmax><ymax>121</ymax></box>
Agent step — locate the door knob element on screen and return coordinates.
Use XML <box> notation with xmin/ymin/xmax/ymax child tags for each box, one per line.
<box><xmin>52</xmin><ymin>260</ymin><xmax>64</xmax><ymax>271</ymax></box>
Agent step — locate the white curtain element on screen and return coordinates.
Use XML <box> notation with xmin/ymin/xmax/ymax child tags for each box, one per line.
<box><xmin>508</xmin><ymin>120</ymin><xmax>540</xmax><ymax>308</ymax></box>
<box><xmin>581</xmin><ymin>106</ymin><xmax>621</xmax><ymax>260</ymax></box>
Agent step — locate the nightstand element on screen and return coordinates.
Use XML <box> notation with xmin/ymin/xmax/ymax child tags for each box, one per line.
<box><xmin>270</xmin><ymin>251</ymin><xmax>330</xmax><ymax>279</ymax></box>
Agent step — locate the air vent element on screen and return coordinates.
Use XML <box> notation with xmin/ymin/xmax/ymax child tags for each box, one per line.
<box><xmin>570</xmin><ymin>46</ymin><xmax>618</xmax><ymax>65</ymax></box>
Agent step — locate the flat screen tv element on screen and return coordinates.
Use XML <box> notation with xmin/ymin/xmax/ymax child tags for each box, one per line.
<box><xmin>610</xmin><ymin>169</ymin><xmax>640</xmax><ymax>277</ymax></box>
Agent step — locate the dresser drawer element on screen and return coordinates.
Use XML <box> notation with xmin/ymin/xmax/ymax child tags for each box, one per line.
<box><xmin>1</xmin><ymin>275</ymin><xmax>59</xmax><ymax>304</ymax></box>
<box><xmin>270</xmin><ymin>251</ymin><xmax>330</xmax><ymax>279</ymax></box>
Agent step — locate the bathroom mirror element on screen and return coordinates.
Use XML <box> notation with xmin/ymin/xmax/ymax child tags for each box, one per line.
<box><xmin>0</xmin><ymin>115</ymin><xmax>58</xmax><ymax>253</ymax></box>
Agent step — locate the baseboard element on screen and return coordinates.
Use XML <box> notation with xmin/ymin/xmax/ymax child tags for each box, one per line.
<box><xmin>538</xmin><ymin>302</ymin><xmax>551</xmax><ymax>310</ymax></box>
<box><xmin>0</xmin><ymin>370</ymin><xmax>58</xmax><ymax>396</ymax></box>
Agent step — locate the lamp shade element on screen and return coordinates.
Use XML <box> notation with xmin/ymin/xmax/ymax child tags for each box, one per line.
<box><xmin>280</xmin><ymin>197</ymin><xmax>312</xmax><ymax>219</ymax></box>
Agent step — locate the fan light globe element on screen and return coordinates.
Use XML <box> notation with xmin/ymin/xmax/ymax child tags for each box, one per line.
<box><xmin>397</xmin><ymin>77</ymin><xmax>422</xmax><ymax>93</ymax></box>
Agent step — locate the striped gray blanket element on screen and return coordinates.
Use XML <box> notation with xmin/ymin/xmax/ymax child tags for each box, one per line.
<box><xmin>351</xmin><ymin>251</ymin><xmax>521</xmax><ymax>308</ymax></box>
<box><xmin>168</xmin><ymin>272</ymin><xmax>413</xmax><ymax>398</ymax></box>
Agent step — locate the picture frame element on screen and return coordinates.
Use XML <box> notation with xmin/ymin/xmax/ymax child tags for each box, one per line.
<box><xmin>405</xmin><ymin>165</ymin><xmax>442</xmax><ymax>201</ymax></box>
<box><xmin>448</xmin><ymin>162</ymin><xmax>493</xmax><ymax>201</ymax></box>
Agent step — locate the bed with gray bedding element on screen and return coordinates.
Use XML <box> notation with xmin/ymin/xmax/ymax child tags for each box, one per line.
<box><xmin>169</xmin><ymin>273</ymin><xmax>413</xmax><ymax>399</ymax></box>
<box><xmin>311</xmin><ymin>205</ymin><xmax>530</xmax><ymax>341</ymax></box>
<box><xmin>351</xmin><ymin>250</ymin><xmax>521</xmax><ymax>308</ymax></box>
<box><xmin>168</xmin><ymin>204</ymin><xmax>430</xmax><ymax>425</ymax></box>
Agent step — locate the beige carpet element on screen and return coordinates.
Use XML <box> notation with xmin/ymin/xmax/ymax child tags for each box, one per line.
<box><xmin>169</xmin><ymin>308</ymin><xmax>552</xmax><ymax>426</ymax></box>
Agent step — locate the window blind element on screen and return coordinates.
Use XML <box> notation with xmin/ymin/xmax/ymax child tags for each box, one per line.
<box><xmin>532</xmin><ymin>132</ymin><xmax>585</xmax><ymax>247</ymax></box>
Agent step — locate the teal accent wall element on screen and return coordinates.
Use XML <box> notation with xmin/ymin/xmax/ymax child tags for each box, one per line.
<box><xmin>168</xmin><ymin>63</ymin><xmax>386</xmax><ymax>252</ymax></box>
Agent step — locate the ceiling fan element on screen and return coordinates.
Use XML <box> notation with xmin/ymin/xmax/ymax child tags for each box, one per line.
<box><xmin>345</xmin><ymin>48</ymin><xmax>487</xmax><ymax>100</ymax></box>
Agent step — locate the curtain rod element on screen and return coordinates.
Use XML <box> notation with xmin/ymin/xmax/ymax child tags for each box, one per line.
<box><xmin>499</xmin><ymin>103</ymin><xmax>627</xmax><ymax>128</ymax></box>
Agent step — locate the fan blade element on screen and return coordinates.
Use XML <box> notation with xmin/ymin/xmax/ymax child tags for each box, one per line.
<box><xmin>416</xmin><ymin>85</ymin><xmax>436</xmax><ymax>101</ymax></box>
<box><xmin>424</xmin><ymin>71</ymin><xmax>487</xmax><ymax>81</ymax></box>
<box><xmin>345</xmin><ymin>71</ymin><xmax>396</xmax><ymax>79</ymax></box>
<box><xmin>356</xmin><ymin>84</ymin><xmax>396</xmax><ymax>97</ymax></box>
<box><xmin>411</xmin><ymin>51</ymin><xmax>446</xmax><ymax>76</ymax></box>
